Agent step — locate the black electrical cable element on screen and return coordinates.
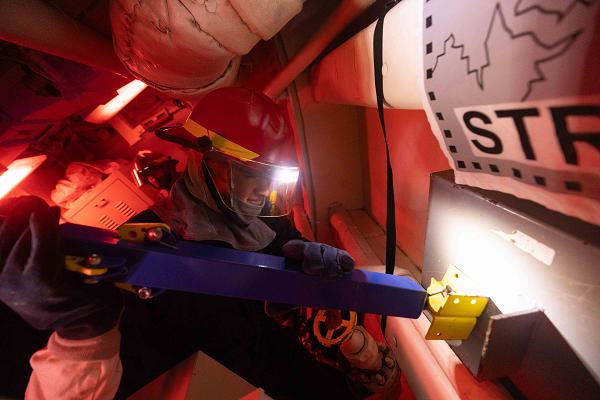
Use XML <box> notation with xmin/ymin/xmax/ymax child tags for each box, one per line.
<box><xmin>374</xmin><ymin>0</ymin><xmax>401</xmax><ymax>334</ymax></box>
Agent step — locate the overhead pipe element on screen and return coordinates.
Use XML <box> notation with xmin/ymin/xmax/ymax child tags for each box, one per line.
<box><xmin>263</xmin><ymin>0</ymin><xmax>376</xmax><ymax>99</ymax></box>
<box><xmin>0</xmin><ymin>0</ymin><xmax>128</xmax><ymax>76</ymax></box>
<box><xmin>109</xmin><ymin>0</ymin><xmax>304</xmax><ymax>99</ymax></box>
<box><xmin>311</xmin><ymin>0</ymin><xmax>424</xmax><ymax>109</ymax></box>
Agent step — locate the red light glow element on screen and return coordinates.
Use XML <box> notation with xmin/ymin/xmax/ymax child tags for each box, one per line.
<box><xmin>85</xmin><ymin>79</ymin><xmax>148</xmax><ymax>124</ymax></box>
<box><xmin>0</xmin><ymin>155</ymin><xmax>47</xmax><ymax>199</ymax></box>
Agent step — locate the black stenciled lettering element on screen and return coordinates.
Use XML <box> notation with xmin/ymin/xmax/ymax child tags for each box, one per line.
<box><xmin>495</xmin><ymin>108</ymin><xmax>539</xmax><ymax>160</ymax></box>
<box><xmin>463</xmin><ymin>111</ymin><xmax>503</xmax><ymax>154</ymax></box>
<box><xmin>550</xmin><ymin>106</ymin><xmax>600</xmax><ymax>165</ymax></box>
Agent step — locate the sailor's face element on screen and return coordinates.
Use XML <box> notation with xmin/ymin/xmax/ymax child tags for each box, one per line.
<box><xmin>232</xmin><ymin>167</ymin><xmax>270</xmax><ymax>206</ymax></box>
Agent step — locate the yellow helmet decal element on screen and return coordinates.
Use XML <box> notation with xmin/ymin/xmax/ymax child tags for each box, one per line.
<box><xmin>184</xmin><ymin>118</ymin><xmax>259</xmax><ymax>161</ymax></box>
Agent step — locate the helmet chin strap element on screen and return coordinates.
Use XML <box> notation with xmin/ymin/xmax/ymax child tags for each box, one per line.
<box><xmin>201</xmin><ymin>160</ymin><xmax>253</xmax><ymax>227</ymax></box>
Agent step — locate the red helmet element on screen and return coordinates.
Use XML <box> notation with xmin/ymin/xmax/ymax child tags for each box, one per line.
<box><xmin>157</xmin><ymin>87</ymin><xmax>299</xmax><ymax>218</ymax></box>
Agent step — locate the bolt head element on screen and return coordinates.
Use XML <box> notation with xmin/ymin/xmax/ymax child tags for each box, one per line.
<box><xmin>146</xmin><ymin>227</ymin><xmax>163</xmax><ymax>242</ymax></box>
<box><xmin>137</xmin><ymin>287</ymin><xmax>153</xmax><ymax>299</ymax></box>
<box><xmin>87</xmin><ymin>253</ymin><xmax>102</xmax><ymax>266</ymax></box>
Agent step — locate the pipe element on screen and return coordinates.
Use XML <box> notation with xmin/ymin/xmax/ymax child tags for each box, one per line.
<box><xmin>109</xmin><ymin>0</ymin><xmax>305</xmax><ymax>99</ymax></box>
<box><xmin>0</xmin><ymin>0</ymin><xmax>127</xmax><ymax>76</ymax></box>
<box><xmin>341</xmin><ymin>326</ymin><xmax>383</xmax><ymax>371</ymax></box>
<box><xmin>263</xmin><ymin>0</ymin><xmax>376</xmax><ymax>99</ymax></box>
<box><xmin>329</xmin><ymin>204</ymin><xmax>382</xmax><ymax>267</ymax></box>
<box><xmin>385</xmin><ymin>316</ymin><xmax>462</xmax><ymax>400</ymax></box>
<box><xmin>412</xmin><ymin>315</ymin><xmax>511</xmax><ymax>400</ymax></box>
<box><xmin>312</xmin><ymin>0</ymin><xmax>424</xmax><ymax>109</ymax></box>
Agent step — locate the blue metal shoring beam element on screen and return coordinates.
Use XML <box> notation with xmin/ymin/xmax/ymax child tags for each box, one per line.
<box><xmin>60</xmin><ymin>223</ymin><xmax>427</xmax><ymax>318</ymax></box>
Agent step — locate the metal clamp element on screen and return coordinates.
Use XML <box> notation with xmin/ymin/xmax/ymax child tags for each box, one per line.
<box><xmin>425</xmin><ymin>265</ymin><xmax>489</xmax><ymax>340</ymax></box>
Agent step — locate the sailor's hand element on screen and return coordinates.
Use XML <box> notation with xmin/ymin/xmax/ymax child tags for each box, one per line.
<box><xmin>0</xmin><ymin>196</ymin><xmax>121</xmax><ymax>339</ymax></box>
<box><xmin>282</xmin><ymin>240</ymin><xmax>355</xmax><ymax>279</ymax></box>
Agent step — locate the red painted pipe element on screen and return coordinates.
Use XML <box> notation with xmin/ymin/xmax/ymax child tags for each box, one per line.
<box><xmin>0</xmin><ymin>0</ymin><xmax>127</xmax><ymax>76</ymax></box>
<box><xmin>263</xmin><ymin>0</ymin><xmax>375</xmax><ymax>99</ymax></box>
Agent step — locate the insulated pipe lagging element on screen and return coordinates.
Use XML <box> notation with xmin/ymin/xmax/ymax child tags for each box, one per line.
<box><xmin>385</xmin><ymin>316</ymin><xmax>462</xmax><ymax>400</ymax></box>
<box><xmin>0</xmin><ymin>0</ymin><xmax>127</xmax><ymax>76</ymax></box>
<box><xmin>109</xmin><ymin>0</ymin><xmax>305</xmax><ymax>99</ymax></box>
<box><xmin>312</xmin><ymin>0</ymin><xmax>424</xmax><ymax>109</ymax></box>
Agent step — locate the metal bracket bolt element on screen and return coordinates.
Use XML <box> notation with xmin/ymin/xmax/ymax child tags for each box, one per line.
<box><xmin>137</xmin><ymin>287</ymin><xmax>153</xmax><ymax>299</ymax></box>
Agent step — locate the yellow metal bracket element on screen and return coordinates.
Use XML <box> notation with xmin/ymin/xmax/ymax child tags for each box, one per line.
<box><xmin>425</xmin><ymin>265</ymin><xmax>489</xmax><ymax>340</ymax></box>
<box><xmin>62</xmin><ymin>224</ymin><xmax>169</xmax><ymax>298</ymax></box>
<box><xmin>65</xmin><ymin>255</ymin><xmax>108</xmax><ymax>277</ymax></box>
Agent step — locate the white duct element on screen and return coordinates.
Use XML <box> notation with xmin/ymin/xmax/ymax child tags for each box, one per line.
<box><xmin>312</xmin><ymin>0</ymin><xmax>424</xmax><ymax>109</ymax></box>
<box><xmin>109</xmin><ymin>0</ymin><xmax>304</xmax><ymax>99</ymax></box>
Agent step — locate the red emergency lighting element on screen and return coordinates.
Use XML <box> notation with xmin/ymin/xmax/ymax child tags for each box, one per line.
<box><xmin>85</xmin><ymin>79</ymin><xmax>148</xmax><ymax>124</ymax></box>
<box><xmin>0</xmin><ymin>155</ymin><xmax>47</xmax><ymax>199</ymax></box>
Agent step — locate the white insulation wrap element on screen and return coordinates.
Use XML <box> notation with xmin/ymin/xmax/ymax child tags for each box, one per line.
<box><xmin>312</xmin><ymin>0</ymin><xmax>424</xmax><ymax>109</ymax></box>
<box><xmin>230</xmin><ymin>0</ymin><xmax>304</xmax><ymax>41</ymax></box>
<box><xmin>109</xmin><ymin>0</ymin><xmax>304</xmax><ymax>98</ymax></box>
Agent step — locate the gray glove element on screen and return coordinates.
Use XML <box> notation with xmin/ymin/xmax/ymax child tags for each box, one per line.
<box><xmin>0</xmin><ymin>196</ymin><xmax>121</xmax><ymax>339</ymax></box>
<box><xmin>282</xmin><ymin>240</ymin><xmax>355</xmax><ymax>279</ymax></box>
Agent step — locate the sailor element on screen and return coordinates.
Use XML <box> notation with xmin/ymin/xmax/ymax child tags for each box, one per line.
<box><xmin>0</xmin><ymin>87</ymin><xmax>397</xmax><ymax>399</ymax></box>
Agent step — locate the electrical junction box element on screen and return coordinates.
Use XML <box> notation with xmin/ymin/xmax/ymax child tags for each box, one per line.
<box><xmin>422</xmin><ymin>171</ymin><xmax>599</xmax><ymax>397</ymax></box>
<box><xmin>63</xmin><ymin>169</ymin><xmax>153</xmax><ymax>231</ymax></box>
